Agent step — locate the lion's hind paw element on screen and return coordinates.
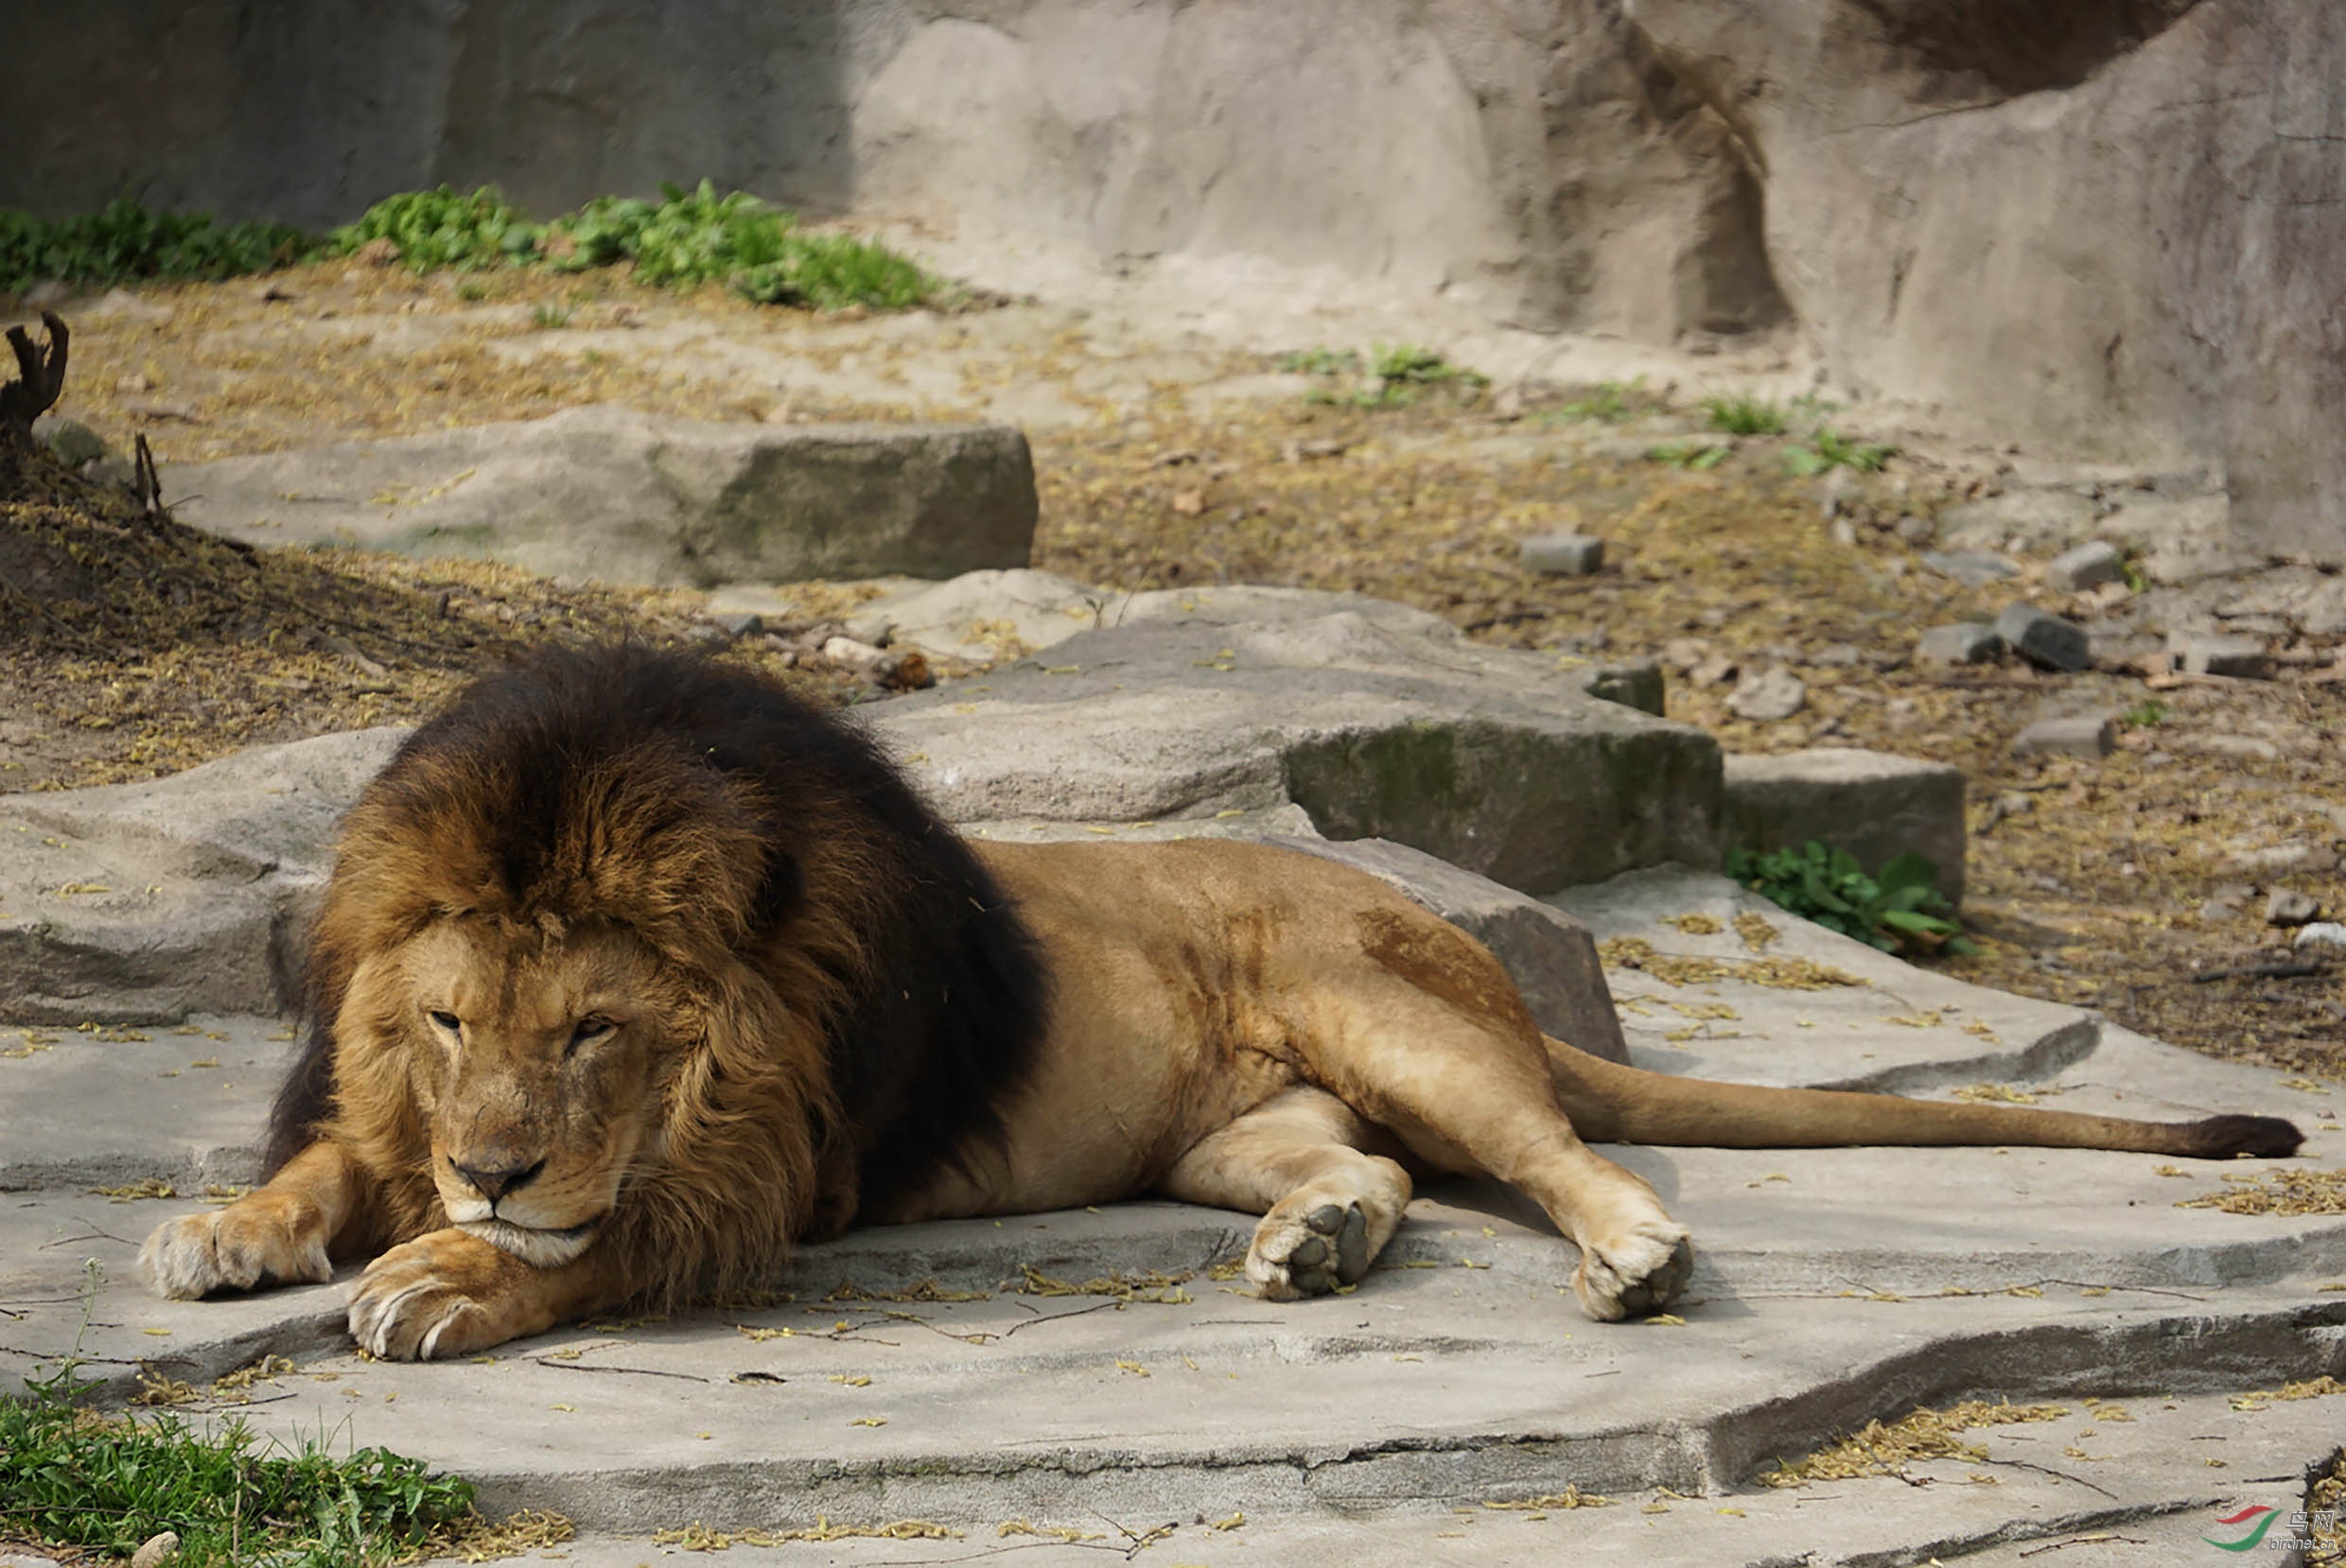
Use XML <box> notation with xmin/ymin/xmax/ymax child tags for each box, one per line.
<box><xmin>1247</xmin><ymin>1198</ymin><xmax>1373</xmax><ymax>1300</ymax></box>
<box><xmin>140</xmin><ymin>1205</ymin><xmax>331</xmax><ymax>1300</ymax></box>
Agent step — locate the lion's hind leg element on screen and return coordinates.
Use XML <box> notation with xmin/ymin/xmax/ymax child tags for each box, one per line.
<box><xmin>1157</xmin><ymin>1087</ymin><xmax>1412</xmax><ymax>1300</ymax></box>
<box><xmin>141</xmin><ymin>1142</ymin><xmax>366</xmax><ymax>1298</ymax></box>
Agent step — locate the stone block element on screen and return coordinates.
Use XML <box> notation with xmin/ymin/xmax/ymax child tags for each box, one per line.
<box><xmin>2045</xmin><ymin>540</ymin><xmax>2126</xmax><ymax>593</ymax></box>
<box><xmin>168</xmin><ymin>407</ymin><xmax>1039</xmax><ymax>589</ymax></box>
<box><xmin>2011</xmin><ymin>716</ymin><xmax>2115</xmax><ymax>759</ymax></box>
<box><xmin>1266</xmin><ymin>836</ymin><xmax>1628</xmax><ymax>1062</ymax></box>
<box><xmin>1721</xmin><ymin>747</ymin><xmax>1967</xmax><ymax>906</ymax></box>
<box><xmin>1519</xmin><ymin>533</ymin><xmax>1604</xmax><ymax>576</ymax></box>
<box><xmin>1916</xmin><ymin>623</ymin><xmax>2001</xmax><ymax>665</ymax></box>
<box><xmin>2168</xmin><ymin>630</ymin><xmax>2272</xmax><ymax>679</ymax></box>
<box><xmin>1587</xmin><ymin>660</ymin><xmax>1664</xmax><ymax>716</ymax></box>
<box><xmin>1994</xmin><ymin>604</ymin><xmax>2092</xmax><ymax>671</ymax></box>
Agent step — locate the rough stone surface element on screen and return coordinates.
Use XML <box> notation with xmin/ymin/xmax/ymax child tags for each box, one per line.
<box><xmin>6</xmin><ymin>872</ymin><xmax>2339</xmax><ymax>1558</ymax></box>
<box><xmin>869</xmin><ymin>598</ymin><xmax>1724</xmax><ymax>896</ymax></box>
<box><xmin>1629</xmin><ymin>0</ymin><xmax>2346</xmax><ymax>564</ymax></box>
<box><xmin>2011</xmin><ymin>716</ymin><xmax>2115</xmax><ymax>760</ymax></box>
<box><xmin>166</xmin><ymin>407</ymin><xmax>1038</xmax><ymax>588</ymax></box>
<box><xmin>0</xmin><ymin>729</ymin><xmax>404</xmax><ymax>1022</ymax></box>
<box><xmin>1518</xmin><ymin>532</ymin><xmax>1604</xmax><ymax>576</ymax></box>
<box><xmin>2170</xmin><ymin>630</ymin><xmax>2273</xmax><ymax>680</ymax></box>
<box><xmin>2265</xmin><ymin>888</ymin><xmax>2321</xmax><ymax>928</ymax></box>
<box><xmin>2045</xmin><ymin>539</ymin><xmax>2126</xmax><ymax>593</ymax></box>
<box><xmin>1721</xmin><ymin>746</ymin><xmax>1966</xmax><ymax>905</ymax></box>
<box><xmin>1263</xmin><ymin>835</ymin><xmax>1629</xmax><ymax>1062</ymax></box>
<box><xmin>1995</xmin><ymin>604</ymin><xmax>2092</xmax><ymax>672</ymax></box>
<box><xmin>1915</xmin><ymin>622</ymin><xmax>2001</xmax><ymax>666</ymax></box>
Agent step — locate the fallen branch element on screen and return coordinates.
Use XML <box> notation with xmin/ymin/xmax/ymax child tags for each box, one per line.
<box><xmin>0</xmin><ymin>311</ymin><xmax>68</xmax><ymax>441</ymax></box>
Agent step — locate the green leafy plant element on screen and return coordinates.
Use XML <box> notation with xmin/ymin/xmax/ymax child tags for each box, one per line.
<box><xmin>1783</xmin><ymin>427</ymin><xmax>1895</xmax><ymax>476</ymax></box>
<box><xmin>2121</xmin><ymin>697</ymin><xmax>2168</xmax><ymax>727</ymax></box>
<box><xmin>0</xmin><ymin>200</ymin><xmax>317</xmax><ymax>292</ymax></box>
<box><xmin>0</xmin><ymin>1364</ymin><xmax>477</xmax><ymax>1567</ymax></box>
<box><xmin>1701</xmin><ymin>392</ymin><xmax>1788</xmax><ymax>436</ymax></box>
<box><xmin>1646</xmin><ymin>441</ymin><xmax>1730</xmax><ymax>471</ymax></box>
<box><xmin>1277</xmin><ymin>346</ymin><xmax>1362</xmax><ymax>377</ymax></box>
<box><xmin>1725</xmin><ymin>841</ymin><xmax>1975</xmax><ymax>956</ymax></box>
<box><xmin>330</xmin><ymin>185</ymin><xmax>539</xmax><ymax>271</ymax></box>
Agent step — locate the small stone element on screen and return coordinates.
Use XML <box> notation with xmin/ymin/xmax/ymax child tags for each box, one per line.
<box><xmin>1917</xmin><ymin>622</ymin><xmax>2001</xmax><ymax>665</ymax></box>
<box><xmin>1996</xmin><ymin>791</ymin><xmax>2034</xmax><ymax>818</ymax></box>
<box><xmin>2167</xmin><ymin>630</ymin><xmax>2271</xmax><ymax>679</ymax></box>
<box><xmin>2293</xmin><ymin>921</ymin><xmax>2346</xmax><ymax>949</ymax></box>
<box><xmin>1661</xmin><ymin>637</ymin><xmax>1708</xmax><ymax>672</ymax></box>
<box><xmin>1994</xmin><ymin>604</ymin><xmax>2092</xmax><ymax>671</ymax></box>
<box><xmin>1588</xmin><ymin>660</ymin><xmax>1664</xmax><ymax>716</ymax></box>
<box><xmin>1520</xmin><ymin>533</ymin><xmax>1605</xmax><ymax>576</ymax></box>
<box><xmin>1689</xmin><ymin>653</ymin><xmax>1740</xmax><ymax>688</ymax></box>
<box><xmin>2045</xmin><ymin>540</ymin><xmax>2126</xmax><ymax>593</ymax></box>
<box><xmin>2267</xmin><ymin>888</ymin><xmax>2321</xmax><ymax>927</ymax></box>
<box><xmin>843</xmin><ymin>612</ymin><xmax>897</xmax><ymax>648</ymax></box>
<box><xmin>2010</xmin><ymin>715</ymin><xmax>2114</xmax><ymax>758</ymax></box>
<box><xmin>1895</xmin><ymin>515</ymin><xmax>1936</xmax><ymax>545</ymax></box>
<box><xmin>706</xmin><ymin>610</ymin><xmax>762</xmax><ymax>638</ymax></box>
<box><xmin>1726</xmin><ymin>667</ymin><xmax>1807</xmax><ymax>723</ymax></box>
<box><xmin>131</xmin><ymin>1531</ymin><xmax>181</xmax><ymax>1568</ymax></box>
<box><xmin>41</xmin><ymin>418</ymin><xmax>109</xmax><ymax>467</ymax></box>
<box><xmin>1921</xmin><ymin>549</ymin><xmax>2021</xmax><ymax>586</ymax></box>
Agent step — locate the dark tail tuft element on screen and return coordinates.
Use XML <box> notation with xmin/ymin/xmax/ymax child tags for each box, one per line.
<box><xmin>2180</xmin><ymin>1113</ymin><xmax>2304</xmax><ymax>1159</ymax></box>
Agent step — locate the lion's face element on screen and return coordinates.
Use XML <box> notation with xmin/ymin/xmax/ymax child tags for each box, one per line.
<box><xmin>354</xmin><ymin>916</ymin><xmax>694</xmax><ymax>1269</ymax></box>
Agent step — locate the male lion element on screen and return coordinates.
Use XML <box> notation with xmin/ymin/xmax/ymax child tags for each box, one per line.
<box><xmin>142</xmin><ymin>647</ymin><xmax>2301</xmax><ymax>1359</ymax></box>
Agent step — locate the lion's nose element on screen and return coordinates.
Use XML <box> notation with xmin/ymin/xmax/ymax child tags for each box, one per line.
<box><xmin>450</xmin><ymin>1156</ymin><xmax>546</xmax><ymax>1204</ymax></box>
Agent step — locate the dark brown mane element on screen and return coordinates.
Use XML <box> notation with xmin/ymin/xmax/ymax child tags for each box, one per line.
<box><xmin>265</xmin><ymin>644</ymin><xmax>1050</xmax><ymax>1233</ymax></box>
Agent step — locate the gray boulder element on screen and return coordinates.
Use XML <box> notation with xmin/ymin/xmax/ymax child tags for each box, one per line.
<box><xmin>166</xmin><ymin>407</ymin><xmax>1037</xmax><ymax>588</ymax></box>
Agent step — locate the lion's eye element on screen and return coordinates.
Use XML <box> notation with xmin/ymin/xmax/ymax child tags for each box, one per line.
<box><xmin>568</xmin><ymin>1016</ymin><xmax>616</xmax><ymax>1054</ymax></box>
<box><xmin>427</xmin><ymin>1009</ymin><xmax>461</xmax><ymax>1035</ymax></box>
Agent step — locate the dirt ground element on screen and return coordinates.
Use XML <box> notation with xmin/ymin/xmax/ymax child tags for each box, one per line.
<box><xmin>3</xmin><ymin>258</ymin><xmax>2340</xmax><ymax>1092</ymax></box>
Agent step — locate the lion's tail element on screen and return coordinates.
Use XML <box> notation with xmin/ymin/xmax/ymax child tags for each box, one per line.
<box><xmin>1543</xmin><ymin>1039</ymin><xmax>2303</xmax><ymax>1159</ymax></box>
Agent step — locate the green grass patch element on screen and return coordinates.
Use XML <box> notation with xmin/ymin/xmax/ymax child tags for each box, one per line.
<box><xmin>2121</xmin><ymin>697</ymin><xmax>2168</xmax><ymax>727</ymax></box>
<box><xmin>0</xmin><ymin>1364</ymin><xmax>476</xmax><ymax>1567</ymax></box>
<box><xmin>1701</xmin><ymin>392</ymin><xmax>1787</xmax><ymax>436</ymax></box>
<box><xmin>1546</xmin><ymin>376</ymin><xmax>1652</xmax><ymax>425</ymax></box>
<box><xmin>1646</xmin><ymin>441</ymin><xmax>1730</xmax><ymax>472</ymax></box>
<box><xmin>1727</xmin><ymin>842</ymin><xmax>1974</xmax><ymax>957</ymax></box>
<box><xmin>1783</xmin><ymin>427</ymin><xmax>1895</xmax><ymax>476</ymax></box>
<box><xmin>333</xmin><ymin>179</ymin><xmax>936</xmax><ymax>311</ymax></box>
<box><xmin>0</xmin><ymin>200</ymin><xmax>317</xmax><ymax>293</ymax></box>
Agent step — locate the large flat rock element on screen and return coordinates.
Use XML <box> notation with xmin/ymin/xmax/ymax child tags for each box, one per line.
<box><xmin>869</xmin><ymin>601</ymin><xmax>1720</xmax><ymax>895</ymax></box>
<box><xmin>166</xmin><ymin>407</ymin><xmax>1038</xmax><ymax>587</ymax></box>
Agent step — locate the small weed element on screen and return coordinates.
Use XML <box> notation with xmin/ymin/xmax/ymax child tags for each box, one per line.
<box><xmin>1286</xmin><ymin>342</ymin><xmax>1484</xmax><ymax>409</ymax></box>
<box><xmin>0</xmin><ymin>1363</ymin><xmax>477</xmax><ymax>1567</ymax></box>
<box><xmin>1701</xmin><ymin>392</ymin><xmax>1788</xmax><ymax>436</ymax></box>
<box><xmin>1647</xmin><ymin>442</ymin><xmax>1731</xmax><ymax>472</ymax></box>
<box><xmin>1726</xmin><ymin>842</ymin><xmax>1974</xmax><ymax>957</ymax></box>
<box><xmin>1548</xmin><ymin>376</ymin><xmax>1648</xmax><ymax>424</ymax></box>
<box><xmin>2122</xmin><ymin>698</ymin><xmax>2168</xmax><ymax>727</ymax></box>
<box><xmin>1783</xmin><ymin>428</ymin><xmax>1895</xmax><ymax>476</ymax></box>
<box><xmin>530</xmin><ymin>301</ymin><xmax>575</xmax><ymax>330</ymax></box>
<box><xmin>0</xmin><ymin>200</ymin><xmax>317</xmax><ymax>293</ymax></box>
<box><xmin>2120</xmin><ymin>556</ymin><xmax>2148</xmax><ymax>593</ymax></box>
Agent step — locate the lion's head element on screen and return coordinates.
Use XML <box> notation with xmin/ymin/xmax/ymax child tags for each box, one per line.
<box><xmin>262</xmin><ymin>647</ymin><xmax>1047</xmax><ymax>1309</ymax></box>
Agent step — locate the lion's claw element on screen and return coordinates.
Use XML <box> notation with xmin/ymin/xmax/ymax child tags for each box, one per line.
<box><xmin>345</xmin><ymin>1235</ymin><xmax>505</xmax><ymax>1361</ymax></box>
<box><xmin>141</xmin><ymin>1205</ymin><xmax>330</xmax><ymax>1300</ymax></box>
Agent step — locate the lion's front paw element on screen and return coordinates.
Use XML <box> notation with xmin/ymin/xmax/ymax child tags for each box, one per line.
<box><xmin>1571</xmin><ymin>1224</ymin><xmax>1694</xmax><ymax>1322</ymax></box>
<box><xmin>141</xmin><ymin>1202</ymin><xmax>332</xmax><ymax>1300</ymax></box>
<box><xmin>346</xmin><ymin>1230</ymin><xmax>520</xmax><ymax>1361</ymax></box>
<box><xmin>1248</xmin><ymin>1198</ymin><xmax>1374</xmax><ymax>1301</ymax></box>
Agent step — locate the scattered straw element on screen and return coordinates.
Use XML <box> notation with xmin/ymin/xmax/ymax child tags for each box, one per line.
<box><xmin>2228</xmin><ymin>1376</ymin><xmax>2345</xmax><ymax>1412</ymax></box>
<box><xmin>1950</xmin><ymin>1083</ymin><xmax>2045</xmax><ymax>1106</ymax></box>
<box><xmin>1016</xmin><ymin>1264</ymin><xmax>1193</xmax><ymax>1303</ymax></box>
<box><xmin>89</xmin><ymin>1177</ymin><xmax>177</xmax><ymax>1201</ymax></box>
<box><xmin>1760</xmin><ymin>1401</ymin><xmax>2069</xmax><ymax>1487</ymax></box>
<box><xmin>1483</xmin><ymin>1486</ymin><xmax>1611</xmax><ymax>1511</ymax></box>
<box><xmin>823</xmin><ymin>1278</ymin><xmax>990</xmax><ymax>1303</ymax></box>
<box><xmin>2308</xmin><ymin>1450</ymin><xmax>2345</xmax><ymax>1567</ymax></box>
<box><xmin>411</xmin><ymin>1508</ymin><xmax>576</xmax><ymax>1563</ymax></box>
<box><xmin>1734</xmin><ymin>913</ymin><xmax>1781</xmax><ymax>952</ymax></box>
<box><xmin>2177</xmin><ymin>1168</ymin><xmax>2346</xmax><ymax>1216</ymax></box>
<box><xmin>1658</xmin><ymin>913</ymin><xmax>1722</xmax><ymax>934</ymax></box>
<box><xmin>1598</xmin><ymin>936</ymin><xmax>1861</xmax><ymax>991</ymax></box>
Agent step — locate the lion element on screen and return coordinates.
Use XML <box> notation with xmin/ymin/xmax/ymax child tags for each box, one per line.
<box><xmin>140</xmin><ymin>646</ymin><xmax>2302</xmax><ymax>1359</ymax></box>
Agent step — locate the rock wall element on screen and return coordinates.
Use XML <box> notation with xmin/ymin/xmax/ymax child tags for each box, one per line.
<box><xmin>9</xmin><ymin>0</ymin><xmax>2338</xmax><ymax>556</ymax></box>
<box><xmin>1626</xmin><ymin>0</ymin><xmax>2345</xmax><ymax>560</ymax></box>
